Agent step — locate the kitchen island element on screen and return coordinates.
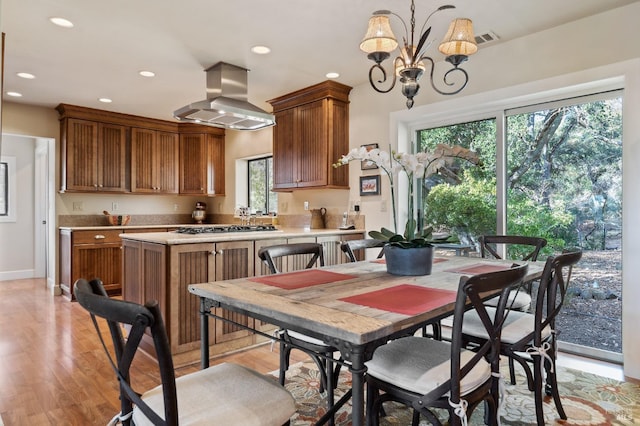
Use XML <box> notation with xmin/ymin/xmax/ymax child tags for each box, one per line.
<box><xmin>120</xmin><ymin>226</ymin><xmax>365</xmax><ymax>366</ymax></box>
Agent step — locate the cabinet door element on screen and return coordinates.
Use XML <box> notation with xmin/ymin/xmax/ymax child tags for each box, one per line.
<box><xmin>296</xmin><ymin>100</ymin><xmax>327</xmax><ymax>188</ymax></box>
<box><xmin>254</xmin><ymin>238</ymin><xmax>288</xmax><ymax>276</ymax></box>
<box><xmin>169</xmin><ymin>243</ymin><xmax>216</xmax><ymax>350</ymax></box>
<box><xmin>272</xmin><ymin>108</ymin><xmax>297</xmax><ymax>190</ymax></box>
<box><xmin>156</xmin><ymin>131</ymin><xmax>179</xmax><ymax>193</ymax></box>
<box><xmin>206</xmin><ymin>134</ymin><xmax>225</xmax><ymax>195</ymax></box>
<box><xmin>97</xmin><ymin>123</ymin><xmax>128</xmax><ymax>192</ymax></box>
<box><xmin>132</xmin><ymin>129</ymin><xmax>179</xmax><ymax>193</ymax></box>
<box><xmin>131</xmin><ymin>128</ymin><xmax>156</xmax><ymax>193</ymax></box>
<box><xmin>72</xmin><ymin>243</ymin><xmax>122</xmax><ymax>296</ymax></box>
<box><xmin>179</xmin><ymin>134</ymin><xmax>206</xmax><ymax>194</ymax></box>
<box><xmin>65</xmin><ymin>118</ymin><xmax>99</xmax><ymax>191</ymax></box>
<box><xmin>318</xmin><ymin>233</ymin><xmax>364</xmax><ymax>265</ymax></box>
<box><xmin>214</xmin><ymin>240</ymin><xmax>254</xmax><ymax>343</ymax></box>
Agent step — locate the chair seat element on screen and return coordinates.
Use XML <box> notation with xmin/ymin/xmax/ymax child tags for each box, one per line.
<box><xmin>365</xmin><ymin>336</ymin><xmax>491</xmax><ymax>396</ymax></box>
<box><xmin>484</xmin><ymin>290</ymin><xmax>532</xmax><ymax>310</ymax></box>
<box><xmin>285</xmin><ymin>329</ymin><xmax>332</xmax><ymax>347</ymax></box>
<box><xmin>133</xmin><ymin>362</ymin><xmax>296</xmax><ymax>426</ymax></box>
<box><xmin>461</xmin><ymin>307</ymin><xmax>552</xmax><ymax>344</ymax></box>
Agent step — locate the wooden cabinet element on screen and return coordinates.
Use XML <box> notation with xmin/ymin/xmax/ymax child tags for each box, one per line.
<box><xmin>59</xmin><ymin>229</ymin><xmax>123</xmax><ymax>300</ymax></box>
<box><xmin>131</xmin><ymin>128</ymin><xmax>179</xmax><ymax>193</ymax></box>
<box><xmin>179</xmin><ymin>132</ymin><xmax>225</xmax><ymax>195</ymax></box>
<box><xmin>56</xmin><ymin>104</ymin><xmax>225</xmax><ymax>195</ymax></box>
<box><xmin>61</xmin><ymin>118</ymin><xmax>128</xmax><ymax>192</ymax></box>
<box><xmin>267</xmin><ymin>80</ymin><xmax>351</xmax><ymax>191</ymax></box>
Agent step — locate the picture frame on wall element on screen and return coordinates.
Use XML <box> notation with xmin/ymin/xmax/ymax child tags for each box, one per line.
<box><xmin>360</xmin><ymin>175</ymin><xmax>381</xmax><ymax>196</ymax></box>
<box><xmin>360</xmin><ymin>143</ymin><xmax>379</xmax><ymax>170</ymax></box>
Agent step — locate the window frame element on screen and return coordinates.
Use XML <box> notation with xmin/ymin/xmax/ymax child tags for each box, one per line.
<box><xmin>247</xmin><ymin>155</ymin><xmax>277</xmax><ymax>214</ymax></box>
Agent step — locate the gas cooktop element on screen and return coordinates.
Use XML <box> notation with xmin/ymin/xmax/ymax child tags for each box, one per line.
<box><xmin>174</xmin><ymin>224</ymin><xmax>278</xmax><ymax>234</ymax></box>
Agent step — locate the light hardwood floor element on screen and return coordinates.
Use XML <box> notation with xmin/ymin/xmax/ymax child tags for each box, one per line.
<box><xmin>0</xmin><ymin>278</ymin><xmax>627</xmax><ymax>425</ymax></box>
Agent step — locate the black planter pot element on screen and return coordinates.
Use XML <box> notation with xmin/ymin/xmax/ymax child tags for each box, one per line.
<box><xmin>384</xmin><ymin>245</ymin><xmax>435</xmax><ymax>276</ymax></box>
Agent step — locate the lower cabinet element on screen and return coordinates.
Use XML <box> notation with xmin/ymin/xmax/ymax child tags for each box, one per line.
<box><xmin>120</xmin><ymin>231</ymin><xmax>364</xmax><ymax>365</ymax></box>
<box><xmin>59</xmin><ymin>229</ymin><xmax>123</xmax><ymax>300</ymax></box>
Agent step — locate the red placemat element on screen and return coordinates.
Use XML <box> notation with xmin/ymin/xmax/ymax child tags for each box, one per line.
<box><xmin>444</xmin><ymin>263</ymin><xmax>510</xmax><ymax>275</ymax></box>
<box><xmin>371</xmin><ymin>257</ymin><xmax>449</xmax><ymax>264</ymax></box>
<box><xmin>249</xmin><ymin>269</ymin><xmax>356</xmax><ymax>290</ymax></box>
<box><xmin>339</xmin><ymin>284</ymin><xmax>457</xmax><ymax>315</ymax></box>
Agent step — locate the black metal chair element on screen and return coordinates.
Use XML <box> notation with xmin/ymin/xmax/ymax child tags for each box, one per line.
<box><xmin>74</xmin><ymin>278</ymin><xmax>296</xmax><ymax>426</ymax></box>
<box><xmin>480</xmin><ymin>235</ymin><xmax>548</xmax><ymax>311</ymax></box>
<box><xmin>257</xmin><ymin>243</ymin><xmax>340</xmax><ymax>425</ymax></box>
<box><xmin>340</xmin><ymin>238</ymin><xmax>385</xmax><ymax>262</ymax></box>
<box><xmin>365</xmin><ymin>264</ymin><xmax>529</xmax><ymax>426</ymax></box>
<box><xmin>461</xmin><ymin>250</ymin><xmax>582</xmax><ymax>426</ymax></box>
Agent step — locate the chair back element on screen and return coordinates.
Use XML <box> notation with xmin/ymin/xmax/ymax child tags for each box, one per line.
<box><xmin>258</xmin><ymin>242</ymin><xmax>324</xmax><ymax>274</ymax></box>
<box><xmin>479</xmin><ymin>235</ymin><xmax>547</xmax><ymax>261</ymax></box>
<box><xmin>529</xmin><ymin>249</ymin><xmax>582</xmax><ymax>347</ymax></box>
<box><xmin>340</xmin><ymin>239</ymin><xmax>385</xmax><ymax>262</ymax></box>
<box><xmin>425</xmin><ymin>264</ymin><xmax>529</xmax><ymax>406</ymax></box>
<box><xmin>74</xmin><ymin>278</ymin><xmax>178</xmax><ymax>426</ymax></box>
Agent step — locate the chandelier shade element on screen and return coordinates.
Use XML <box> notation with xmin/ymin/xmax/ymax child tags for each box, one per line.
<box><xmin>360</xmin><ymin>14</ymin><xmax>398</xmax><ymax>56</ymax></box>
<box><xmin>438</xmin><ymin>18</ymin><xmax>478</xmax><ymax>56</ymax></box>
<box><xmin>360</xmin><ymin>1</ymin><xmax>477</xmax><ymax>109</ymax></box>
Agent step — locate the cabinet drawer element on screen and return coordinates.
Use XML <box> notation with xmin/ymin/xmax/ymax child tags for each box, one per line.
<box><xmin>73</xmin><ymin>230</ymin><xmax>122</xmax><ymax>244</ymax></box>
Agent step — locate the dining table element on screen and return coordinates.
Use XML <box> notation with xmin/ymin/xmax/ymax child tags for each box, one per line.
<box><xmin>188</xmin><ymin>254</ymin><xmax>543</xmax><ymax>426</ymax></box>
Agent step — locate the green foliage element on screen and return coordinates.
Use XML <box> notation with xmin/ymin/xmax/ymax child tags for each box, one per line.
<box><xmin>368</xmin><ymin>225</ymin><xmax>453</xmax><ymax>248</ymax></box>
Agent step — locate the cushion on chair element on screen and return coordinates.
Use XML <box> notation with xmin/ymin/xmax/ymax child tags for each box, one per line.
<box><xmin>286</xmin><ymin>329</ymin><xmax>331</xmax><ymax>347</ymax></box>
<box><xmin>483</xmin><ymin>290</ymin><xmax>532</xmax><ymax>310</ymax></box>
<box><xmin>365</xmin><ymin>336</ymin><xmax>491</xmax><ymax>396</ymax></box>
<box><xmin>461</xmin><ymin>307</ymin><xmax>552</xmax><ymax>344</ymax></box>
<box><xmin>132</xmin><ymin>362</ymin><xmax>296</xmax><ymax>426</ymax></box>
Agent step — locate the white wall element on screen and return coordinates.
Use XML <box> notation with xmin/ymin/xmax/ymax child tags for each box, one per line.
<box><xmin>0</xmin><ymin>135</ymin><xmax>35</xmax><ymax>279</ymax></box>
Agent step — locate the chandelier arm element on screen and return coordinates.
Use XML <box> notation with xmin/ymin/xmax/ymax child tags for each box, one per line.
<box><xmin>422</xmin><ymin>56</ymin><xmax>470</xmax><ymax>96</ymax></box>
<box><xmin>368</xmin><ymin>62</ymin><xmax>397</xmax><ymax>94</ymax></box>
<box><xmin>388</xmin><ymin>10</ymin><xmax>410</xmax><ymax>44</ymax></box>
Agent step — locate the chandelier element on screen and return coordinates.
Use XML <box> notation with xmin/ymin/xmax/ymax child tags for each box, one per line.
<box><xmin>359</xmin><ymin>1</ymin><xmax>477</xmax><ymax>109</ymax></box>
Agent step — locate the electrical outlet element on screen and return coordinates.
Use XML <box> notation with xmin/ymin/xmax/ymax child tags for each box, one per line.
<box><xmin>72</xmin><ymin>202</ymin><xmax>83</xmax><ymax>211</ymax></box>
<box><xmin>173</xmin><ymin>203</ymin><xmax>179</xmax><ymax>211</ymax></box>
<box><xmin>111</xmin><ymin>202</ymin><xmax>119</xmax><ymax>211</ymax></box>
<box><xmin>304</xmin><ymin>201</ymin><xmax>309</xmax><ymax>211</ymax></box>
<box><xmin>380</xmin><ymin>200</ymin><xmax>387</xmax><ymax>212</ymax></box>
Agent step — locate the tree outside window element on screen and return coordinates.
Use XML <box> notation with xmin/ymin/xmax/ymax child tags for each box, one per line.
<box><xmin>248</xmin><ymin>156</ymin><xmax>277</xmax><ymax>214</ymax></box>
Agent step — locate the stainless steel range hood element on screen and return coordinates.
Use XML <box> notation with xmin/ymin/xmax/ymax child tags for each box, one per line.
<box><xmin>173</xmin><ymin>62</ymin><xmax>275</xmax><ymax>131</ymax></box>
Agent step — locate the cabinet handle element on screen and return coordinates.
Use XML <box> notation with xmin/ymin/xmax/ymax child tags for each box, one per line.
<box><xmin>94</xmin><ymin>235</ymin><xmax>106</xmax><ymax>240</ymax></box>
<box><xmin>218</xmin><ymin>249</ymin><xmax>224</xmax><ymax>255</ymax></box>
<box><xmin>209</xmin><ymin>250</ymin><xmax>216</xmax><ymax>256</ymax></box>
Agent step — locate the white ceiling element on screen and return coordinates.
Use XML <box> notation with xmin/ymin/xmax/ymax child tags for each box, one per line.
<box><xmin>1</xmin><ymin>0</ymin><xmax>638</xmax><ymax>122</ymax></box>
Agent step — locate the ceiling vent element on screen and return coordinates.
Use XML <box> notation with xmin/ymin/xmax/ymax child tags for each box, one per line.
<box><xmin>474</xmin><ymin>31</ymin><xmax>500</xmax><ymax>45</ymax></box>
<box><xmin>173</xmin><ymin>62</ymin><xmax>275</xmax><ymax>131</ymax></box>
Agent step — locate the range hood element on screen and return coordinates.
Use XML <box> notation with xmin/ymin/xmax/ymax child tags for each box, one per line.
<box><xmin>173</xmin><ymin>62</ymin><xmax>275</xmax><ymax>131</ymax></box>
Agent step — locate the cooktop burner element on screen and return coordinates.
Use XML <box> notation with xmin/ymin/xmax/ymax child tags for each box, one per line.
<box><xmin>175</xmin><ymin>224</ymin><xmax>278</xmax><ymax>234</ymax></box>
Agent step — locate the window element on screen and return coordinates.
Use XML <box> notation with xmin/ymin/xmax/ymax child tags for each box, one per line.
<box><xmin>0</xmin><ymin>156</ymin><xmax>16</xmax><ymax>222</ymax></box>
<box><xmin>248</xmin><ymin>156</ymin><xmax>277</xmax><ymax>214</ymax></box>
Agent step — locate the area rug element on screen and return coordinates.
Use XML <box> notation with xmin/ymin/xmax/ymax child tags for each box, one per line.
<box><xmin>275</xmin><ymin>360</ymin><xmax>639</xmax><ymax>425</ymax></box>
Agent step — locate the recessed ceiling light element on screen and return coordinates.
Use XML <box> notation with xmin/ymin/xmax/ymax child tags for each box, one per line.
<box><xmin>251</xmin><ymin>45</ymin><xmax>271</xmax><ymax>55</ymax></box>
<box><xmin>139</xmin><ymin>70</ymin><xmax>155</xmax><ymax>77</ymax></box>
<box><xmin>17</xmin><ymin>72</ymin><xmax>35</xmax><ymax>79</ymax></box>
<box><xmin>6</xmin><ymin>92</ymin><xmax>23</xmax><ymax>97</ymax></box>
<box><xmin>98</xmin><ymin>98</ymin><xmax>112</xmax><ymax>103</ymax></box>
<box><xmin>326</xmin><ymin>72</ymin><xmax>340</xmax><ymax>79</ymax></box>
<box><xmin>49</xmin><ymin>17</ymin><xmax>74</xmax><ymax>28</ymax></box>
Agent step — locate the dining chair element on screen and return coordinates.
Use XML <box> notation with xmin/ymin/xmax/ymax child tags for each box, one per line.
<box><xmin>257</xmin><ymin>243</ymin><xmax>340</xmax><ymax>425</ymax></box>
<box><xmin>365</xmin><ymin>263</ymin><xmax>529</xmax><ymax>426</ymax></box>
<box><xmin>460</xmin><ymin>249</ymin><xmax>582</xmax><ymax>426</ymax></box>
<box><xmin>480</xmin><ymin>235</ymin><xmax>548</xmax><ymax>311</ymax></box>
<box><xmin>340</xmin><ymin>238</ymin><xmax>385</xmax><ymax>262</ymax></box>
<box><xmin>74</xmin><ymin>278</ymin><xmax>296</xmax><ymax>426</ymax></box>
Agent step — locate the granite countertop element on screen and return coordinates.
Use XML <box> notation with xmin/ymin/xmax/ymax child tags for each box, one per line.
<box><xmin>118</xmin><ymin>227</ymin><xmax>365</xmax><ymax>245</ymax></box>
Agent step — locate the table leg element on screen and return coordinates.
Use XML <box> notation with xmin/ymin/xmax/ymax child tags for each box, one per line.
<box><xmin>349</xmin><ymin>347</ymin><xmax>367</xmax><ymax>426</ymax></box>
<box><xmin>199</xmin><ymin>297</ymin><xmax>210</xmax><ymax>369</ymax></box>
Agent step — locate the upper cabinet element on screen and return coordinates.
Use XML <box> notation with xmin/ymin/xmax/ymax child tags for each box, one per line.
<box><xmin>56</xmin><ymin>104</ymin><xmax>225</xmax><ymax>195</ymax></box>
<box><xmin>267</xmin><ymin>81</ymin><xmax>351</xmax><ymax>191</ymax></box>
<box><xmin>179</xmin><ymin>131</ymin><xmax>225</xmax><ymax>196</ymax></box>
<box><xmin>131</xmin><ymin>128</ymin><xmax>179</xmax><ymax>194</ymax></box>
<box><xmin>62</xmin><ymin>118</ymin><xmax>128</xmax><ymax>192</ymax></box>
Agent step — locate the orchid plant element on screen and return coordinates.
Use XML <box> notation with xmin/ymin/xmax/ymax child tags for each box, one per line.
<box><xmin>334</xmin><ymin>144</ymin><xmax>480</xmax><ymax>248</ymax></box>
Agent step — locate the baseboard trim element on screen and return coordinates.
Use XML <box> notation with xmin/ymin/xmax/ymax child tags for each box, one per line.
<box><xmin>0</xmin><ymin>270</ymin><xmax>35</xmax><ymax>281</ymax></box>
